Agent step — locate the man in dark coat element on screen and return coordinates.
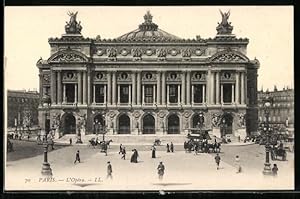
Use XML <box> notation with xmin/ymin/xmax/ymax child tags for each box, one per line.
<box><xmin>170</xmin><ymin>142</ymin><xmax>174</xmax><ymax>153</ymax></box>
<box><xmin>130</xmin><ymin>149</ymin><xmax>138</xmax><ymax>163</ymax></box>
<box><xmin>69</xmin><ymin>138</ymin><xmax>72</xmax><ymax>145</ymax></box>
<box><xmin>272</xmin><ymin>164</ymin><xmax>278</xmax><ymax>176</ymax></box>
<box><xmin>166</xmin><ymin>143</ymin><xmax>170</xmax><ymax>153</ymax></box>
<box><xmin>119</xmin><ymin>144</ymin><xmax>123</xmax><ymax>154</ymax></box>
<box><xmin>74</xmin><ymin>150</ymin><xmax>80</xmax><ymax>164</ymax></box>
<box><xmin>151</xmin><ymin>145</ymin><xmax>156</xmax><ymax>158</ymax></box>
<box><xmin>121</xmin><ymin>147</ymin><xmax>126</xmax><ymax>160</ymax></box>
<box><xmin>157</xmin><ymin>162</ymin><xmax>165</xmax><ymax>180</ymax></box>
<box><xmin>215</xmin><ymin>153</ymin><xmax>221</xmax><ymax>170</ymax></box>
<box><xmin>106</xmin><ymin>161</ymin><xmax>113</xmax><ymax>179</ymax></box>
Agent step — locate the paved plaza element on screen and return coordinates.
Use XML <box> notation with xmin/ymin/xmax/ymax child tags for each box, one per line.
<box><xmin>5</xmin><ymin>140</ymin><xmax>294</xmax><ymax>191</ymax></box>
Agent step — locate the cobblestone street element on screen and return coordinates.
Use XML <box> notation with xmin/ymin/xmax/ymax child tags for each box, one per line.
<box><xmin>5</xmin><ymin>141</ymin><xmax>294</xmax><ymax>190</ymax></box>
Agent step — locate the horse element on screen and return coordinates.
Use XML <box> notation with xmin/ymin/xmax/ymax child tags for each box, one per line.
<box><xmin>88</xmin><ymin>138</ymin><xmax>98</xmax><ymax>148</ymax></box>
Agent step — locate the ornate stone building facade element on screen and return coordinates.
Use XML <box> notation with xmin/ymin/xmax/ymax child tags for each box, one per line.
<box><xmin>37</xmin><ymin>11</ymin><xmax>259</xmax><ymax>139</ymax></box>
<box><xmin>257</xmin><ymin>87</ymin><xmax>294</xmax><ymax>131</ymax></box>
<box><xmin>7</xmin><ymin>90</ymin><xmax>39</xmax><ymax>128</ymax></box>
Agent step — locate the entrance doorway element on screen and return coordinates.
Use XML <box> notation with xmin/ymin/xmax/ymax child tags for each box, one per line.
<box><xmin>143</xmin><ymin>114</ymin><xmax>155</xmax><ymax>134</ymax></box>
<box><xmin>118</xmin><ymin>114</ymin><xmax>130</xmax><ymax>134</ymax></box>
<box><xmin>167</xmin><ymin>114</ymin><xmax>180</xmax><ymax>134</ymax></box>
<box><xmin>94</xmin><ymin>114</ymin><xmax>106</xmax><ymax>134</ymax></box>
<box><xmin>220</xmin><ymin>113</ymin><xmax>233</xmax><ymax>136</ymax></box>
<box><xmin>62</xmin><ymin>113</ymin><xmax>76</xmax><ymax>134</ymax></box>
<box><xmin>192</xmin><ymin>114</ymin><xmax>205</xmax><ymax>128</ymax></box>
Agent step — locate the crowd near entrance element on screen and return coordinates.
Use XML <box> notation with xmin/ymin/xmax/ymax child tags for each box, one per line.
<box><xmin>62</xmin><ymin>113</ymin><xmax>76</xmax><ymax>134</ymax></box>
<box><xmin>220</xmin><ymin>113</ymin><xmax>233</xmax><ymax>136</ymax></box>
<box><xmin>118</xmin><ymin>114</ymin><xmax>130</xmax><ymax>134</ymax></box>
<box><xmin>142</xmin><ymin>114</ymin><xmax>155</xmax><ymax>134</ymax></box>
<box><xmin>167</xmin><ymin>114</ymin><xmax>180</xmax><ymax>134</ymax></box>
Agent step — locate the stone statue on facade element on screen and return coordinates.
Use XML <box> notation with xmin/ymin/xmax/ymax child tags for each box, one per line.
<box><xmin>211</xmin><ymin>113</ymin><xmax>221</xmax><ymax>127</ymax></box>
<box><xmin>216</xmin><ymin>10</ymin><xmax>233</xmax><ymax>35</ymax></box>
<box><xmin>238</xmin><ymin>113</ymin><xmax>246</xmax><ymax>128</ymax></box>
<box><xmin>65</xmin><ymin>11</ymin><xmax>82</xmax><ymax>34</ymax></box>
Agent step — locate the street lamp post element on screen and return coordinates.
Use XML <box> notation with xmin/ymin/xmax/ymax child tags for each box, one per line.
<box><xmin>262</xmin><ymin>92</ymin><xmax>273</xmax><ymax>175</ymax></box>
<box><xmin>76</xmin><ymin>118</ymin><xmax>83</xmax><ymax>144</ymax></box>
<box><xmin>41</xmin><ymin>95</ymin><xmax>52</xmax><ymax>176</ymax></box>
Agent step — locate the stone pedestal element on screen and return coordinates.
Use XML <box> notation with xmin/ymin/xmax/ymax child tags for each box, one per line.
<box><xmin>80</xmin><ymin>128</ymin><xmax>86</xmax><ymax>136</ymax></box>
<box><xmin>212</xmin><ymin>127</ymin><xmax>221</xmax><ymax>138</ymax></box>
<box><xmin>156</xmin><ymin>130</ymin><xmax>164</xmax><ymax>135</ymax></box>
<box><xmin>132</xmin><ymin>128</ymin><xmax>139</xmax><ymax>135</ymax></box>
<box><xmin>107</xmin><ymin>128</ymin><xmax>114</xmax><ymax>135</ymax></box>
<box><xmin>54</xmin><ymin>129</ymin><xmax>60</xmax><ymax>139</ymax></box>
<box><xmin>235</xmin><ymin>128</ymin><xmax>247</xmax><ymax>140</ymax></box>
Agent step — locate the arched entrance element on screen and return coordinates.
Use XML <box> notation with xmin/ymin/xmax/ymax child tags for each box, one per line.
<box><xmin>192</xmin><ymin>114</ymin><xmax>205</xmax><ymax>128</ymax></box>
<box><xmin>93</xmin><ymin>114</ymin><xmax>106</xmax><ymax>134</ymax></box>
<box><xmin>167</xmin><ymin>114</ymin><xmax>180</xmax><ymax>134</ymax></box>
<box><xmin>220</xmin><ymin>113</ymin><xmax>233</xmax><ymax>136</ymax></box>
<box><xmin>142</xmin><ymin>114</ymin><xmax>155</xmax><ymax>134</ymax></box>
<box><xmin>118</xmin><ymin>114</ymin><xmax>130</xmax><ymax>134</ymax></box>
<box><xmin>62</xmin><ymin>113</ymin><xmax>76</xmax><ymax>134</ymax></box>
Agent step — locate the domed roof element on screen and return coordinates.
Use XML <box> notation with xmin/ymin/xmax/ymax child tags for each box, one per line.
<box><xmin>116</xmin><ymin>11</ymin><xmax>182</xmax><ymax>42</ymax></box>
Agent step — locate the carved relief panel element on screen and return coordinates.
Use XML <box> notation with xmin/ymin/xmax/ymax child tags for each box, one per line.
<box><xmin>191</xmin><ymin>72</ymin><xmax>206</xmax><ymax>82</ymax></box>
<box><xmin>93</xmin><ymin>72</ymin><xmax>107</xmax><ymax>82</ymax></box>
<box><xmin>220</xmin><ymin>71</ymin><xmax>236</xmax><ymax>82</ymax></box>
<box><xmin>166</xmin><ymin>72</ymin><xmax>181</xmax><ymax>82</ymax></box>
<box><xmin>142</xmin><ymin>72</ymin><xmax>157</xmax><ymax>83</ymax></box>
<box><xmin>117</xmin><ymin>72</ymin><xmax>132</xmax><ymax>83</ymax></box>
<box><xmin>62</xmin><ymin>71</ymin><xmax>78</xmax><ymax>82</ymax></box>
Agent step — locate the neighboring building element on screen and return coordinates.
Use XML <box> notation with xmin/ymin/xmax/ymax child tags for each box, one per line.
<box><xmin>7</xmin><ymin>90</ymin><xmax>39</xmax><ymax>128</ymax></box>
<box><xmin>37</xmin><ymin>11</ymin><xmax>259</xmax><ymax>139</ymax></box>
<box><xmin>258</xmin><ymin>87</ymin><xmax>294</xmax><ymax>131</ymax></box>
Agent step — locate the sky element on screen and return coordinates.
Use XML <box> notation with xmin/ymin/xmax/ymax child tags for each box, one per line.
<box><xmin>4</xmin><ymin>6</ymin><xmax>294</xmax><ymax>91</ymax></box>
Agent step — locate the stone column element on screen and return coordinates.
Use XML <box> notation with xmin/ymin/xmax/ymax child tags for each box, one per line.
<box><xmin>117</xmin><ymin>85</ymin><xmax>120</xmax><ymax>104</ymax></box>
<box><xmin>57</xmin><ymin>71</ymin><xmax>62</xmax><ymax>104</ymax></box>
<box><xmin>107</xmin><ymin>72</ymin><xmax>112</xmax><ymax>105</ymax></box>
<box><xmin>241</xmin><ymin>72</ymin><xmax>245</xmax><ymax>104</ymax></box>
<box><xmin>78</xmin><ymin>71</ymin><xmax>82</xmax><ymax>104</ymax></box>
<box><xmin>93</xmin><ymin>84</ymin><xmax>96</xmax><ymax>104</ymax></box>
<box><xmin>137</xmin><ymin>72</ymin><xmax>141</xmax><ymax>105</ymax></box>
<box><xmin>202</xmin><ymin>84</ymin><xmax>205</xmax><ymax>103</ymax></box>
<box><xmin>177</xmin><ymin>84</ymin><xmax>180</xmax><ymax>105</ymax></box>
<box><xmin>162</xmin><ymin>72</ymin><xmax>166</xmax><ymax>105</ymax></box>
<box><xmin>112</xmin><ymin>72</ymin><xmax>117</xmax><ymax>105</ymax></box>
<box><xmin>221</xmin><ymin>84</ymin><xmax>223</xmax><ymax>104</ymax></box>
<box><xmin>235</xmin><ymin>72</ymin><xmax>240</xmax><ymax>104</ymax></box>
<box><xmin>181</xmin><ymin>71</ymin><xmax>186</xmax><ymax>105</ymax></box>
<box><xmin>87</xmin><ymin>70</ymin><xmax>91</xmax><ymax>105</ymax></box>
<box><xmin>157</xmin><ymin>71</ymin><xmax>161</xmax><ymax>105</ymax></box>
<box><xmin>153</xmin><ymin>85</ymin><xmax>156</xmax><ymax>105</ymax></box>
<box><xmin>192</xmin><ymin>85</ymin><xmax>194</xmax><ymax>104</ymax></box>
<box><xmin>75</xmin><ymin>84</ymin><xmax>77</xmax><ymax>103</ymax></box>
<box><xmin>104</xmin><ymin>85</ymin><xmax>107</xmax><ymax>105</ymax></box>
<box><xmin>231</xmin><ymin>84</ymin><xmax>235</xmax><ymax>104</ymax></box>
<box><xmin>167</xmin><ymin>84</ymin><xmax>169</xmax><ymax>104</ymax></box>
<box><xmin>51</xmin><ymin>70</ymin><xmax>57</xmax><ymax>104</ymax></box>
<box><xmin>63</xmin><ymin>84</ymin><xmax>66</xmax><ymax>103</ymax></box>
<box><xmin>142</xmin><ymin>84</ymin><xmax>145</xmax><ymax>104</ymax></box>
<box><xmin>132</xmin><ymin>72</ymin><xmax>136</xmax><ymax>105</ymax></box>
<box><xmin>216</xmin><ymin>71</ymin><xmax>220</xmax><ymax>104</ymax></box>
<box><xmin>207</xmin><ymin>70</ymin><xmax>211</xmax><ymax>104</ymax></box>
<box><xmin>186</xmin><ymin>71</ymin><xmax>191</xmax><ymax>105</ymax></box>
<box><xmin>83</xmin><ymin>71</ymin><xmax>87</xmax><ymax>104</ymax></box>
<box><xmin>210</xmin><ymin>71</ymin><xmax>215</xmax><ymax>104</ymax></box>
<box><xmin>129</xmin><ymin>85</ymin><xmax>131</xmax><ymax>105</ymax></box>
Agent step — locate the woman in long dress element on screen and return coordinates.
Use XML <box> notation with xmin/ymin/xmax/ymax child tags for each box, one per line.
<box><xmin>131</xmin><ymin>149</ymin><xmax>138</xmax><ymax>163</ymax></box>
<box><xmin>151</xmin><ymin>145</ymin><xmax>156</xmax><ymax>158</ymax></box>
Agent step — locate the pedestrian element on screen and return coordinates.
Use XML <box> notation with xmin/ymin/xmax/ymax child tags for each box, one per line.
<box><xmin>121</xmin><ymin>147</ymin><xmax>126</xmax><ymax>160</ymax></box>
<box><xmin>106</xmin><ymin>161</ymin><xmax>113</xmax><ymax>179</ymax></box>
<box><xmin>170</xmin><ymin>142</ymin><xmax>174</xmax><ymax>153</ymax></box>
<box><xmin>238</xmin><ymin>135</ymin><xmax>240</xmax><ymax>142</ymax></box>
<box><xmin>157</xmin><ymin>161</ymin><xmax>165</xmax><ymax>180</ymax></box>
<box><xmin>235</xmin><ymin>155</ymin><xmax>242</xmax><ymax>173</ymax></box>
<box><xmin>215</xmin><ymin>153</ymin><xmax>221</xmax><ymax>170</ymax></box>
<box><xmin>119</xmin><ymin>144</ymin><xmax>123</xmax><ymax>154</ymax></box>
<box><xmin>272</xmin><ymin>164</ymin><xmax>278</xmax><ymax>176</ymax></box>
<box><xmin>151</xmin><ymin>145</ymin><xmax>156</xmax><ymax>158</ymax></box>
<box><xmin>74</xmin><ymin>150</ymin><xmax>80</xmax><ymax>164</ymax></box>
<box><xmin>104</xmin><ymin>143</ymin><xmax>108</xmax><ymax>156</ymax></box>
<box><xmin>194</xmin><ymin>144</ymin><xmax>199</xmax><ymax>155</ymax></box>
<box><xmin>130</xmin><ymin>149</ymin><xmax>138</xmax><ymax>163</ymax></box>
<box><xmin>27</xmin><ymin>134</ymin><xmax>30</xmax><ymax>141</ymax></box>
<box><xmin>166</xmin><ymin>143</ymin><xmax>170</xmax><ymax>153</ymax></box>
<box><xmin>69</xmin><ymin>138</ymin><xmax>72</xmax><ymax>145</ymax></box>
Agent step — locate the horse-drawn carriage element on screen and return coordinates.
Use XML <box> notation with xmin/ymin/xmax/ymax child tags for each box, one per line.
<box><xmin>88</xmin><ymin>137</ymin><xmax>113</xmax><ymax>153</ymax></box>
<box><xmin>271</xmin><ymin>146</ymin><xmax>287</xmax><ymax>161</ymax></box>
<box><xmin>184</xmin><ymin>128</ymin><xmax>221</xmax><ymax>153</ymax></box>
